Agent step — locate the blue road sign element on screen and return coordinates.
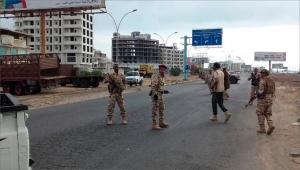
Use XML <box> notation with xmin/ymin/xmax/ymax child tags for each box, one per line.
<box><xmin>185</xmin><ymin>65</ymin><xmax>191</xmax><ymax>70</ymax></box>
<box><xmin>192</xmin><ymin>28</ymin><xmax>223</xmax><ymax>46</ymax></box>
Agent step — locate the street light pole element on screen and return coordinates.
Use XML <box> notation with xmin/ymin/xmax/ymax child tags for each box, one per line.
<box><xmin>222</xmin><ymin>50</ymin><xmax>233</xmax><ymax>61</ymax></box>
<box><xmin>104</xmin><ymin>9</ymin><xmax>137</xmax><ymax>65</ymax></box>
<box><xmin>153</xmin><ymin>32</ymin><xmax>177</xmax><ymax>66</ymax></box>
<box><xmin>196</xmin><ymin>48</ymin><xmax>209</xmax><ymax>69</ymax></box>
<box><xmin>222</xmin><ymin>50</ymin><xmax>233</xmax><ymax>70</ymax></box>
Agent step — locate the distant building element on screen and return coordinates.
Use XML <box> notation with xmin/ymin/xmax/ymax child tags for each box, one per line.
<box><xmin>0</xmin><ymin>28</ymin><xmax>32</xmax><ymax>55</ymax></box>
<box><xmin>92</xmin><ymin>50</ymin><xmax>112</xmax><ymax>74</ymax></box>
<box><xmin>13</xmin><ymin>11</ymin><xmax>94</xmax><ymax>68</ymax></box>
<box><xmin>159</xmin><ymin>43</ymin><xmax>184</xmax><ymax>70</ymax></box>
<box><xmin>111</xmin><ymin>31</ymin><xmax>160</xmax><ymax>66</ymax></box>
<box><xmin>230</xmin><ymin>63</ymin><xmax>243</xmax><ymax>71</ymax></box>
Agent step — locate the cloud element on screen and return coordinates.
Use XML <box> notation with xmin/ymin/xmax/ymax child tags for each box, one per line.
<box><xmin>0</xmin><ymin>0</ymin><xmax>299</xmax><ymax>69</ymax></box>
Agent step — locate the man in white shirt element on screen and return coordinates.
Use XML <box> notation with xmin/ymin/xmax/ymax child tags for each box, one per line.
<box><xmin>210</xmin><ymin>62</ymin><xmax>231</xmax><ymax>122</ymax></box>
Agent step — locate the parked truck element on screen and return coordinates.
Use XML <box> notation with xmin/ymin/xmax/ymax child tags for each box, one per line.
<box><xmin>0</xmin><ymin>54</ymin><xmax>64</xmax><ymax>95</ymax></box>
<box><xmin>139</xmin><ymin>64</ymin><xmax>154</xmax><ymax>78</ymax></box>
<box><xmin>0</xmin><ymin>93</ymin><xmax>34</xmax><ymax>169</ymax></box>
<box><xmin>59</xmin><ymin>64</ymin><xmax>105</xmax><ymax>88</ymax></box>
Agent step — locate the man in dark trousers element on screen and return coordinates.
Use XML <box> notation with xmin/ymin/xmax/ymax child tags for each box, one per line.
<box><xmin>210</xmin><ymin>62</ymin><xmax>231</xmax><ymax>122</ymax></box>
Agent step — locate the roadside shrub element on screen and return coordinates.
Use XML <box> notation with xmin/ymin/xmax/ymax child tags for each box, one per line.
<box><xmin>78</xmin><ymin>70</ymin><xmax>91</xmax><ymax>76</ymax></box>
<box><xmin>91</xmin><ymin>70</ymin><xmax>102</xmax><ymax>76</ymax></box>
<box><xmin>170</xmin><ymin>67</ymin><xmax>181</xmax><ymax>76</ymax></box>
<box><xmin>195</xmin><ymin>67</ymin><xmax>200</xmax><ymax>74</ymax></box>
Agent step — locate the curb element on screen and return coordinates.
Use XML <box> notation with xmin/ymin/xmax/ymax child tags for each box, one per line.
<box><xmin>166</xmin><ymin>79</ymin><xmax>202</xmax><ymax>86</ymax></box>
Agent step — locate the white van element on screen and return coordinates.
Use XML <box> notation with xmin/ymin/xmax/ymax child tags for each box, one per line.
<box><xmin>0</xmin><ymin>93</ymin><xmax>34</xmax><ymax>170</ymax></box>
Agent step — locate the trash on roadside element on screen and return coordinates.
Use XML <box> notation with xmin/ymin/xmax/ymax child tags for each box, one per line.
<box><xmin>291</xmin><ymin>122</ymin><xmax>300</xmax><ymax>126</ymax></box>
<box><xmin>290</xmin><ymin>152</ymin><xmax>300</xmax><ymax>157</ymax></box>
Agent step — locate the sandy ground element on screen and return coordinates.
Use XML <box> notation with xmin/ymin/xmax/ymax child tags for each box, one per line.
<box><xmin>259</xmin><ymin>73</ymin><xmax>300</xmax><ymax>170</ymax></box>
<box><xmin>3</xmin><ymin>74</ymin><xmax>200</xmax><ymax>110</ymax></box>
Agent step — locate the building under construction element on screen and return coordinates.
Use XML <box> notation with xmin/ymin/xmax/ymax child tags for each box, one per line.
<box><xmin>111</xmin><ymin>31</ymin><xmax>160</xmax><ymax>64</ymax></box>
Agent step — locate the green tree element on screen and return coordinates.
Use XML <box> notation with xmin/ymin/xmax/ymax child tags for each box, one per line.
<box><xmin>170</xmin><ymin>67</ymin><xmax>181</xmax><ymax>76</ymax></box>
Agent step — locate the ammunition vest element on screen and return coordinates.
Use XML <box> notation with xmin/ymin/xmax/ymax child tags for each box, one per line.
<box><xmin>258</xmin><ymin>78</ymin><xmax>275</xmax><ymax>99</ymax></box>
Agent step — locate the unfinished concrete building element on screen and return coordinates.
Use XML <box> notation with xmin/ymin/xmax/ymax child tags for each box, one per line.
<box><xmin>111</xmin><ymin>31</ymin><xmax>160</xmax><ymax>65</ymax></box>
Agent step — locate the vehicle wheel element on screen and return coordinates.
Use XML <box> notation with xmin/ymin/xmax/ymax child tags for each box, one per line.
<box><xmin>135</xmin><ymin>82</ymin><xmax>138</xmax><ymax>86</ymax></box>
<box><xmin>80</xmin><ymin>79</ymin><xmax>90</xmax><ymax>88</ymax></box>
<box><xmin>2</xmin><ymin>82</ymin><xmax>13</xmax><ymax>94</ymax></box>
<box><xmin>14</xmin><ymin>83</ymin><xmax>25</xmax><ymax>95</ymax></box>
<box><xmin>91</xmin><ymin>81</ymin><xmax>100</xmax><ymax>87</ymax></box>
<box><xmin>32</xmin><ymin>87</ymin><xmax>41</xmax><ymax>93</ymax></box>
<box><xmin>130</xmin><ymin>84</ymin><xmax>132</xmax><ymax>87</ymax></box>
<box><xmin>230</xmin><ymin>78</ymin><xmax>237</xmax><ymax>84</ymax></box>
<box><xmin>139</xmin><ymin>80</ymin><xmax>143</xmax><ymax>86</ymax></box>
<box><xmin>72</xmin><ymin>79</ymin><xmax>79</xmax><ymax>87</ymax></box>
<box><xmin>60</xmin><ymin>83</ymin><xmax>66</xmax><ymax>86</ymax></box>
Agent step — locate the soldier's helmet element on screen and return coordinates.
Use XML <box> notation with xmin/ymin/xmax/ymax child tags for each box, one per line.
<box><xmin>259</xmin><ymin>69</ymin><xmax>270</xmax><ymax>76</ymax></box>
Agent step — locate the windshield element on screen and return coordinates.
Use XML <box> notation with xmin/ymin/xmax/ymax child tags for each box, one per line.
<box><xmin>126</xmin><ymin>72</ymin><xmax>138</xmax><ymax>76</ymax></box>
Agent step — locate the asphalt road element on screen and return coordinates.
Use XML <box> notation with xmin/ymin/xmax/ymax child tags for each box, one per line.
<box><xmin>27</xmin><ymin>74</ymin><xmax>264</xmax><ymax>170</ymax></box>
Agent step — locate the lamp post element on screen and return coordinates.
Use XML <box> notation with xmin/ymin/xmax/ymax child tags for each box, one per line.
<box><xmin>222</xmin><ymin>50</ymin><xmax>233</xmax><ymax>70</ymax></box>
<box><xmin>103</xmin><ymin>9</ymin><xmax>137</xmax><ymax>65</ymax></box>
<box><xmin>196</xmin><ymin>48</ymin><xmax>209</xmax><ymax>69</ymax></box>
<box><xmin>222</xmin><ymin>50</ymin><xmax>233</xmax><ymax>61</ymax></box>
<box><xmin>153</xmin><ymin>32</ymin><xmax>177</xmax><ymax>66</ymax></box>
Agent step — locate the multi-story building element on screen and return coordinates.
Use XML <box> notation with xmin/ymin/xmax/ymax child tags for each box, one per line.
<box><xmin>0</xmin><ymin>28</ymin><xmax>31</xmax><ymax>55</ymax></box>
<box><xmin>13</xmin><ymin>11</ymin><xmax>94</xmax><ymax>68</ymax></box>
<box><xmin>92</xmin><ymin>50</ymin><xmax>112</xmax><ymax>74</ymax></box>
<box><xmin>111</xmin><ymin>31</ymin><xmax>160</xmax><ymax>66</ymax></box>
<box><xmin>159</xmin><ymin>43</ymin><xmax>184</xmax><ymax>70</ymax></box>
<box><xmin>230</xmin><ymin>63</ymin><xmax>243</xmax><ymax>72</ymax></box>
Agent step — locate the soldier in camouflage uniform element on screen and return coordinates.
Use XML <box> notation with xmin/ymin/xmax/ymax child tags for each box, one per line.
<box><xmin>151</xmin><ymin>64</ymin><xmax>169</xmax><ymax>130</ymax></box>
<box><xmin>256</xmin><ymin>69</ymin><xmax>275</xmax><ymax>135</ymax></box>
<box><xmin>248</xmin><ymin>68</ymin><xmax>260</xmax><ymax>105</ymax></box>
<box><xmin>205</xmin><ymin>69</ymin><xmax>213</xmax><ymax>94</ymax></box>
<box><xmin>222</xmin><ymin>67</ymin><xmax>230</xmax><ymax>100</ymax></box>
<box><xmin>104</xmin><ymin>64</ymin><xmax>127</xmax><ymax>125</ymax></box>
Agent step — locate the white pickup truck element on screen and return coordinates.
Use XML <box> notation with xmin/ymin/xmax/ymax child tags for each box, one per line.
<box><xmin>0</xmin><ymin>93</ymin><xmax>34</xmax><ymax>170</ymax></box>
<box><xmin>125</xmin><ymin>71</ymin><xmax>143</xmax><ymax>86</ymax></box>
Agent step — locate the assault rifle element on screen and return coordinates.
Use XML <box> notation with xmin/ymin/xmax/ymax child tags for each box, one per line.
<box><xmin>107</xmin><ymin>73</ymin><xmax>122</xmax><ymax>93</ymax></box>
<box><xmin>245</xmin><ymin>92</ymin><xmax>257</xmax><ymax>107</ymax></box>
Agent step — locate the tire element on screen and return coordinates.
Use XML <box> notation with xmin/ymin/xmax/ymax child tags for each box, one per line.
<box><xmin>60</xmin><ymin>83</ymin><xmax>66</xmax><ymax>86</ymax></box>
<box><xmin>230</xmin><ymin>77</ymin><xmax>237</xmax><ymax>84</ymax></box>
<box><xmin>139</xmin><ymin>80</ymin><xmax>143</xmax><ymax>86</ymax></box>
<box><xmin>32</xmin><ymin>87</ymin><xmax>41</xmax><ymax>93</ymax></box>
<box><xmin>135</xmin><ymin>82</ymin><xmax>138</xmax><ymax>86</ymax></box>
<box><xmin>14</xmin><ymin>83</ymin><xmax>25</xmax><ymax>95</ymax></box>
<box><xmin>72</xmin><ymin>79</ymin><xmax>79</xmax><ymax>87</ymax></box>
<box><xmin>2</xmin><ymin>82</ymin><xmax>13</xmax><ymax>94</ymax></box>
<box><xmin>129</xmin><ymin>84</ymin><xmax>132</xmax><ymax>87</ymax></box>
<box><xmin>91</xmin><ymin>81</ymin><xmax>99</xmax><ymax>88</ymax></box>
<box><xmin>80</xmin><ymin>79</ymin><xmax>90</xmax><ymax>88</ymax></box>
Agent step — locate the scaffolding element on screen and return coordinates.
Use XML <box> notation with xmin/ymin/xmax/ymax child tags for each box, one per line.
<box><xmin>112</xmin><ymin>37</ymin><xmax>160</xmax><ymax>64</ymax></box>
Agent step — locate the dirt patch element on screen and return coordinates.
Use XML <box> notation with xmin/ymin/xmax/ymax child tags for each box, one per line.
<box><xmin>1</xmin><ymin>75</ymin><xmax>200</xmax><ymax>110</ymax></box>
<box><xmin>259</xmin><ymin>73</ymin><xmax>300</xmax><ymax>170</ymax></box>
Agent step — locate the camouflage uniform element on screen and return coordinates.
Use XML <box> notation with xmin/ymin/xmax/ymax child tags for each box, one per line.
<box><xmin>105</xmin><ymin>73</ymin><xmax>127</xmax><ymax>121</ymax></box>
<box><xmin>206</xmin><ymin>72</ymin><xmax>213</xmax><ymax>93</ymax></box>
<box><xmin>151</xmin><ymin>73</ymin><xmax>168</xmax><ymax>129</ymax></box>
<box><xmin>249</xmin><ymin>73</ymin><xmax>260</xmax><ymax>104</ymax></box>
<box><xmin>223</xmin><ymin>70</ymin><xmax>230</xmax><ymax>99</ymax></box>
<box><xmin>256</xmin><ymin>75</ymin><xmax>275</xmax><ymax>135</ymax></box>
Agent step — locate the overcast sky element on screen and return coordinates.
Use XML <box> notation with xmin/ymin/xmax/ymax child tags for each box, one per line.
<box><xmin>0</xmin><ymin>0</ymin><xmax>299</xmax><ymax>70</ymax></box>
